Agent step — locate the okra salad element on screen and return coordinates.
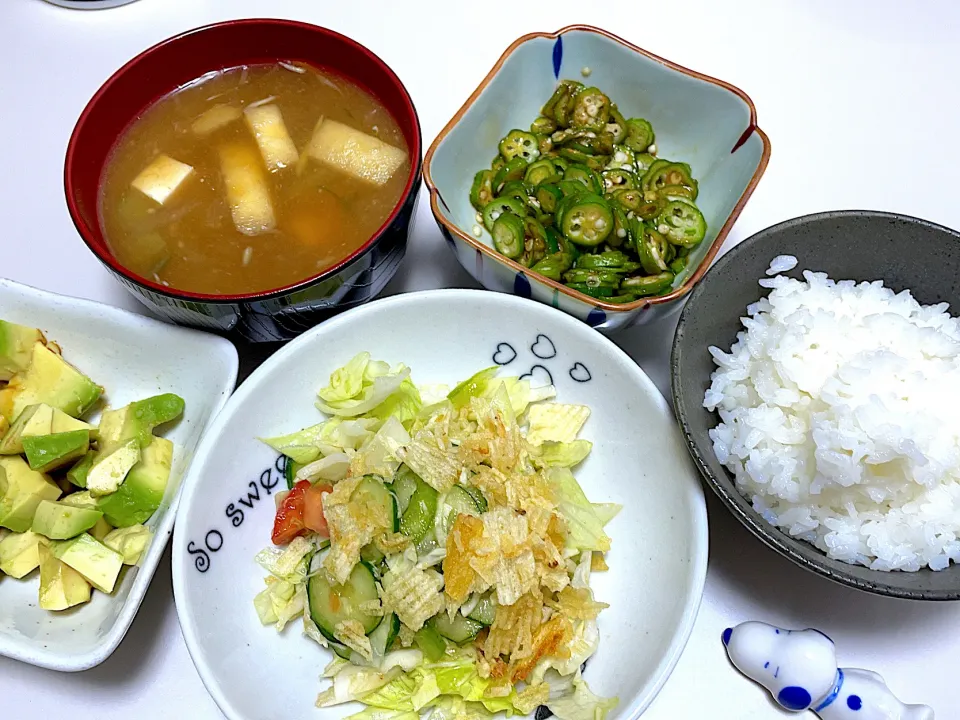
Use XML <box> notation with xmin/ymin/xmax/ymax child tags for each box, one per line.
<box><xmin>255</xmin><ymin>353</ymin><xmax>620</xmax><ymax>719</ymax></box>
<box><xmin>470</xmin><ymin>80</ymin><xmax>707</xmax><ymax>303</ymax></box>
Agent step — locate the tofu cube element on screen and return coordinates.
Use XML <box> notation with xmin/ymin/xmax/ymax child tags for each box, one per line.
<box><xmin>191</xmin><ymin>104</ymin><xmax>242</xmax><ymax>137</ymax></box>
<box><xmin>131</xmin><ymin>155</ymin><xmax>194</xmax><ymax>205</ymax></box>
<box><xmin>244</xmin><ymin>104</ymin><xmax>299</xmax><ymax>171</ymax></box>
<box><xmin>306</xmin><ymin>119</ymin><xmax>407</xmax><ymax>186</ymax></box>
<box><xmin>218</xmin><ymin>143</ymin><xmax>277</xmax><ymax>236</ymax></box>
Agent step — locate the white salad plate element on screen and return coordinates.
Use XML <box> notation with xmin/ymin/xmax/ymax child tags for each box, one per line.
<box><xmin>0</xmin><ymin>278</ymin><xmax>238</xmax><ymax>671</ymax></box>
<box><xmin>172</xmin><ymin>288</ymin><xmax>708</xmax><ymax>719</ymax></box>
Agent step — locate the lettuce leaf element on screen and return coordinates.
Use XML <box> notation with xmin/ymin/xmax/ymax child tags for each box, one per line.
<box><xmin>428</xmin><ymin>697</ymin><xmax>497</xmax><ymax>719</ymax></box>
<box><xmin>255</xmin><ymin>536</ymin><xmax>313</xmax><ymax>580</ymax></box>
<box><xmin>447</xmin><ymin>367</ymin><xmax>500</xmax><ymax>409</ymax></box>
<box><xmin>316</xmin><ymin>665</ymin><xmax>404</xmax><ymax>707</ymax></box>
<box><xmin>483</xmin><ymin>377</ymin><xmax>556</xmax><ymax>418</ymax></box>
<box><xmin>535</xmin><ymin>440</ymin><xmax>593</xmax><ymax>468</ymax></box>
<box><xmin>547</xmin><ymin>671</ymin><xmax>618</xmax><ymax>720</ymax></box>
<box><xmin>346</xmin><ymin>710</ymin><xmax>420</xmax><ymax>720</ymax></box>
<box><xmin>358</xmin><ymin>655</ymin><xmax>518</xmax><ymax>714</ymax></box>
<box><xmin>317</xmin><ymin>353</ymin><xmax>413</xmax><ymax>417</ymax></box>
<box><xmin>549</xmin><ymin>469</ymin><xmax>620</xmax><ymax>552</ymax></box>
<box><xmin>261</xmin><ymin>417</ymin><xmax>376</xmax><ymax>464</ymax></box>
<box><xmin>253</xmin><ymin>577</ymin><xmax>304</xmax><ymax>630</ymax></box>
<box><xmin>370</xmin><ymin>377</ymin><xmax>422</xmax><ymax>428</ymax></box>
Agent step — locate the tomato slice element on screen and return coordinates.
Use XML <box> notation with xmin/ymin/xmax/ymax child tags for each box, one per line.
<box><xmin>271</xmin><ymin>480</ymin><xmax>311</xmax><ymax>545</ymax></box>
<box><xmin>303</xmin><ymin>483</ymin><xmax>333</xmax><ymax>538</ymax></box>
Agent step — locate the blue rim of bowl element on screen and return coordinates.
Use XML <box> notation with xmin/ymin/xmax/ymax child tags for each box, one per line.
<box><xmin>423</xmin><ymin>24</ymin><xmax>772</xmax><ymax>314</ymax></box>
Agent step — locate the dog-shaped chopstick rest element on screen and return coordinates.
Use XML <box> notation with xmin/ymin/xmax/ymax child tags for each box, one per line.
<box><xmin>722</xmin><ymin>621</ymin><xmax>933</xmax><ymax>719</ymax></box>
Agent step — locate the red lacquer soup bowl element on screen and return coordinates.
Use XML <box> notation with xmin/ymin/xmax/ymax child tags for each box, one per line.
<box><xmin>65</xmin><ymin>18</ymin><xmax>422</xmax><ymax>342</ymax></box>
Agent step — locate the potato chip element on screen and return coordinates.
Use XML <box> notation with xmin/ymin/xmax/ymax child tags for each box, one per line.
<box><xmin>335</xmin><ymin>619</ymin><xmax>372</xmax><ymax>660</ymax></box>
<box><xmin>381</xmin><ymin>563</ymin><xmax>444</xmax><ymax>631</ymax></box>
<box><xmin>444</xmin><ymin>514</ymin><xmax>485</xmax><ymax>603</ymax></box>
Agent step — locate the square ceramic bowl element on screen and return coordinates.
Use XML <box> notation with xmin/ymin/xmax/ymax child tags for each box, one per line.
<box><xmin>0</xmin><ymin>278</ymin><xmax>238</xmax><ymax>671</ymax></box>
<box><xmin>172</xmin><ymin>289</ymin><xmax>709</xmax><ymax>720</ymax></box>
<box><xmin>424</xmin><ymin>25</ymin><xmax>770</xmax><ymax>332</ymax></box>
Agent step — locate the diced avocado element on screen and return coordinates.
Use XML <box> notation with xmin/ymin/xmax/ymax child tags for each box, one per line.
<box><xmin>67</xmin><ymin>451</ymin><xmax>94</xmax><ymax>488</ymax></box>
<box><xmin>0</xmin><ymin>343</ymin><xmax>101</xmax><ymax>421</ymax></box>
<box><xmin>97</xmin><ymin>394</ymin><xmax>184</xmax><ymax>451</ymax></box>
<box><xmin>31</xmin><ymin>500</ymin><xmax>102</xmax><ymax>540</ymax></box>
<box><xmin>0</xmin><ymin>404</ymin><xmax>54</xmax><ymax>455</ymax></box>
<box><xmin>90</xmin><ymin>516</ymin><xmax>113</xmax><ymax>542</ymax></box>
<box><xmin>87</xmin><ymin>439</ymin><xmax>140</xmax><ymax>497</ymax></box>
<box><xmin>98</xmin><ymin>437</ymin><xmax>172</xmax><ymax>527</ymax></box>
<box><xmin>51</xmin><ymin>408</ymin><xmax>91</xmax><ymax>434</ymax></box>
<box><xmin>38</xmin><ymin>543</ymin><xmax>91</xmax><ymax>611</ymax></box>
<box><xmin>59</xmin><ymin>491</ymin><xmax>96</xmax><ymax>509</ymax></box>
<box><xmin>50</xmin><ymin>532</ymin><xmax>123</xmax><ymax>593</ymax></box>
<box><xmin>22</xmin><ymin>430</ymin><xmax>90</xmax><ymax>473</ymax></box>
<box><xmin>60</xmin><ymin>491</ymin><xmax>113</xmax><ymax>539</ymax></box>
<box><xmin>0</xmin><ymin>320</ymin><xmax>43</xmax><ymax>381</ymax></box>
<box><xmin>0</xmin><ymin>457</ymin><xmax>61</xmax><ymax>532</ymax></box>
<box><xmin>0</xmin><ymin>530</ymin><xmax>44</xmax><ymax>578</ymax></box>
<box><xmin>103</xmin><ymin>524</ymin><xmax>152</xmax><ymax>566</ymax></box>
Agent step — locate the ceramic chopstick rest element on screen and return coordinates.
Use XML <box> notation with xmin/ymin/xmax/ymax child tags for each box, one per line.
<box><xmin>722</xmin><ymin>621</ymin><xmax>933</xmax><ymax>719</ymax></box>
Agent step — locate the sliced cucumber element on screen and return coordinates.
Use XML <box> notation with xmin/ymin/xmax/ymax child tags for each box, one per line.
<box><xmin>414</xmin><ymin>623</ymin><xmax>447</xmax><ymax>662</ymax></box>
<box><xmin>392</xmin><ymin>465</ymin><xmax>419</xmax><ymax>515</ymax></box>
<box><xmin>360</xmin><ymin>543</ymin><xmax>385</xmax><ymax>565</ymax></box>
<box><xmin>461</xmin><ymin>484</ymin><xmax>488</xmax><ymax>512</ymax></box>
<box><xmin>432</xmin><ymin>613</ymin><xmax>484</xmax><ymax>644</ymax></box>
<box><xmin>399</xmin><ymin>477</ymin><xmax>438</xmax><ymax>541</ymax></box>
<box><xmin>466</xmin><ymin>593</ymin><xmax>497</xmax><ymax>626</ymax></box>
<box><xmin>354</xmin><ymin>475</ymin><xmax>399</xmax><ymax>532</ymax></box>
<box><xmin>330</xmin><ymin>641</ymin><xmax>353</xmax><ymax>660</ymax></box>
<box><xmin>307</xmin><ymin>560</ymin><xmax>380</xmax><ymax>642</ymax></box>
<box><xmin>369</xmin><ymin>612</ymin><xmax>401</xmax><ymax>657</ymax></box>
<box><xmin>439</xmin><ymin>485</ymin><xmax>484</xmax><ymax>537</ymax></box>
<box><xmin>284</xmin><ymin>458</ymin><xmax>305</xmax><ymax>489</ymax></box>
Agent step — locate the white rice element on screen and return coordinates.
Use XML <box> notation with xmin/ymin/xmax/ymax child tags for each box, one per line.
<box><xmin>704</xmin><ymin>256</ymin><xmax>960</xmax><ymax>571</ymax></box>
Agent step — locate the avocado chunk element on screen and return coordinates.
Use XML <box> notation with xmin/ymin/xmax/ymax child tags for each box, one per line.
<box><xmin>0</xmin><ymin>320</ymin><xmax>43</xmax><ymax>382</ymax></box>
<box><xmin>50</xmin><ymin>532</ymin><xmax>123</xmax><ymax>593</ymax></box>
<box><xmin>22</xmin><ymin>430</ymin><xmax>90</xmax><ymax>473</ymax></box>
<box><xmin>31</xmin><ymin>499</ymin><xmax>102</xmax><ymax>540</ymax></box>
<box><xmin>98</xmin><ymin>436</ymin><xmax>172</xmax><ymax>527</ymax></box>
<box><xmin>97</xmin><ymin>394</ymin><xmax>184</xmax><ymax>451</ymax></box>
<box><xmin>0</xmin><ymin>404</ymin><xmax>54</xmax><ymax>455</ymax></box>
<box><xmin>0</xmin><ymin>457</ymin><xmax>61</xmax><ymax>532</ymax></box>
<box><xmin>58</xmin><ymin>490</ymin><xmax>96</xmax><ymax>509</ymax></box>
<box><xmin>38</xmin><ymin>543</ymin><xmax>91</xmax><ymax>610</ymax></box>
<box><xmin>0</xmin><ymin>343</ymin><xmax>102</xmax><ymax>421</ymax></box>
<box><xmin>0</xmin><ymin>530</ymin><xmax>44</xmax><ymax>578</ymax></box>
<box><xmin>90</xmin><ymin>516</ymin><xmax>113</xmax><ymax>541</ymax></box>
<box><xmin>86</xmin><ymin>438</ymin><xmax>140</xmax><ymax>497</ymax></box>
<box><xmin>67</xmin><ymin>451</ymin><xmax>94</xmax><ymax>489</ymax></box>
<box><xmin>103</xmin><ymin>524</ymin><xmax>152</xmax><ymax>565</ymax></box>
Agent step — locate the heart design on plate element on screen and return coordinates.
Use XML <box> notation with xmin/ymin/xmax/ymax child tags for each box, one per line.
<box><xmin>520</xmin><ymin>364</ymin><xmax>554</xmax><ymax>388</ymax></box>
<box><xmin>530</xmin><ymin>333</ymin><xmax>557</xmax><ymax>360</ymax></box>
<box><xmin>492</xmin><ymin>342</ymin><xmax>517</xmax><ymax>366</ymax></box>
<box><xmin>569</xmin><ymin>362</ymin><xmax>592</xmax><ymax>383</ymax></box>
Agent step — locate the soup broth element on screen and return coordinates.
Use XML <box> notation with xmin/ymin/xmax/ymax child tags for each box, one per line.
<box><xmin>99</xmin><ymin>62</ymin><xmax>411</xmax><ymax>295</ymax></box>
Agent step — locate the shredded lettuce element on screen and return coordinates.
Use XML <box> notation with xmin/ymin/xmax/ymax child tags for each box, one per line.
<box><xmin>260</xmin><ymin>421</ymin><xmax>328</xmax><ymax>464</ymax></box>
<box><xmin>262</xmin><ymin>417</ymin><xmax>377</xmax><ymax>464</ymax></box>
<box><xmin>317</xmin><ymin>665</ymin><xmax>404</xmax><ymax>707</ymax></box>
<box><xmin>483</xmin><ymin>376</ymin><xmax>556</xmax><ymax>418</ymax></box>
<box><xmin>427</xmin><ymin>698</ymin><xmax>496</xmax><ymax>720</ymax></box>
<box><xmin>253</xmin><ymin>577</ymin><xmax>305</xmax><ymax>629</ymax></box>
<box><xmin>549</xmin><ymin>469</ymin><xmax>621</xmax><ymax>552</ymax></box>
<box><xmin>447</xmin><ymin>367</ymin><xmax>500</xmax><ymax>409</ymax></box>
<box><xmin>317</xmin><ymin>352</ymin><xmax>413</xmax><ymax>417</ymax></box>
<box><xmin>255</xmin><ymin>535</ymin><xmax>313</xmax><ymax>579</ymax></box>
<box><xmin>297</xmin><ymin>452</ymin><xmax>352</xmax><ymax>483</ymax></box>
<box><xmin>547</xmin><ymin>671</ymin><xmax>618</xmax><ymax>720</ymax></box>
<box><xmin>347</xmin><ymin>710</ymin><xmax>420</xmax><ymax>720</ymax></box>
<box><xmin>370</xmin><ymin>377</ymin><xmax>423</xmax><ymax>428</ymax></box>
<box><xmin>536</xmin><ymin>440</ymin><xmax>593</xmax><ymax>468</ymax></box>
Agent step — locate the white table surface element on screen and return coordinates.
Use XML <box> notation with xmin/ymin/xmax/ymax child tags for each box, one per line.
<box><xmin>3</xmin><ymin>0</ymin><xmax>960</xmax><ymax>717</ymax></box>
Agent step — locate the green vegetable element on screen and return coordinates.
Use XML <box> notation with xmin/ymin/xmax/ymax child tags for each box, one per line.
<box><xmin>657</xmin><ymin>200</ymin><xmax>707</xmax><ymax>247</ymax></box>
<box><xmin>469</xmin><ymin>170</ymin><xmax>494</xmax><ymax>210</ymax></box>
<box><xmin>481</xmin><ymin>197</ymin><xmax>526</xmax><ymax>232</ymax></box>
<box><xmin>467</xmin><ymin>80</ymin><xmax>706</xmax><ymax>299</ymax></box>
<box><xmin>498</xmin><ymin>129</ymin><xmax>540</xmax><ymax>163</ymax></box>
<box><xmin>491</xmin><ymin>212</ymin><xmax>524</xmax><ymax>259</ymax></box>
<box><xmin>624</xmin><ymin>117</ymin><xmax>655</xmax><ymax>151</ymax></box>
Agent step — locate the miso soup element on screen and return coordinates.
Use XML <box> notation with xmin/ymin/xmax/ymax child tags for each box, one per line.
<box><xmin>99</xmin><ymin>62</ymin><xmax>412</xmax><ymax>295</ymax></box>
